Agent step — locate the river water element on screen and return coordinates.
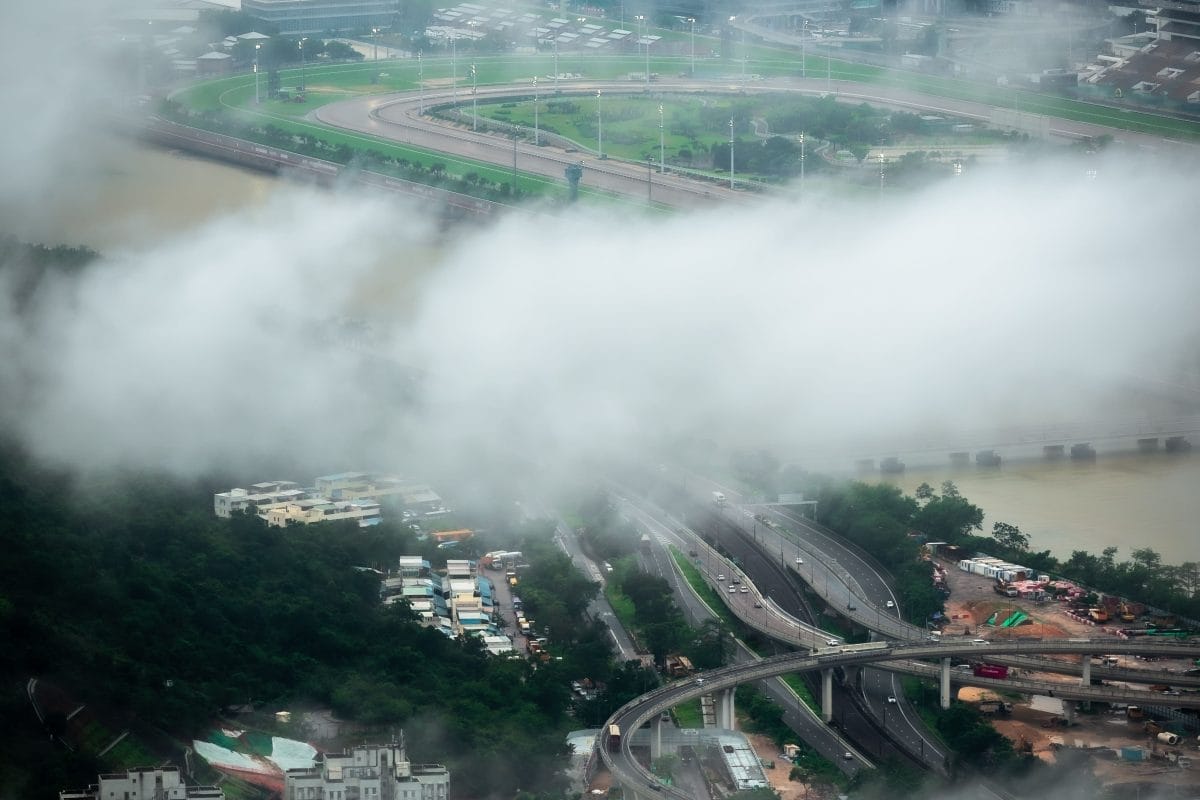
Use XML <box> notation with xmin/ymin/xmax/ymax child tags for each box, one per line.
<box><xmin>16</xmin><ymin>138</ymin><xmax>1200</xmax><ymax>567</ymax></box>
<box><xmin>874</xmin><ymin>449</ymin><xmax>1199</xmax><ymax>565</ymax></box>
<box><xmin>10</xmin><ymin>134</ymin><xmax>277</xmax><ymax>253</ymax></box>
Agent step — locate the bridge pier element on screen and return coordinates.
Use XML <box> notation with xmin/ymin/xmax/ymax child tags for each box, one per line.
<box><xmin>1043</xmin><ymin>444</ymin><xmax>1065</xmax><ymax>460</ymax></box>
<box><xmin>650</xmin><ymin>716</ymin><xmax>662</xmax><ymax>760</ymax></box>
<box><xmin>940</xmin><ymin>658</ymin><xmax>952</xmax><ymax>710</ymax></box>
<box><xmin>1166</xmin><ymin>436</ymin><xmax>1191</xmax><ymax>453</ymax></box>
<box><xmin>821</xmin><ymin>669</ymin><xmax>834</xmax><ymax>723</ymax></box>
<box><xmin>1137</xmin><ymin>438</ymin><xmax>1159</xmax><ymax>453</ymax></box>
<box><xmin>949</xmin><ymin>451</ymin><xmax>969</xmax><ymax>466</ymax></box>
<box><xmin>717</xmin><ymin>688</ymin><xmax>736</xmax><ymax>729</ymax></box>
<box><xmin>1081</xmin><ymin>656</ymin><xmax>1091</xmax><ymax>687</ymax></box>
<box><xmin>1063</xmin><ymin>702</ymin><xmax>1076</xmax><ymax>725</ymax></box>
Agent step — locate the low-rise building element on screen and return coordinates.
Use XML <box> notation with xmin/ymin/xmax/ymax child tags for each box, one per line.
<box><xmin>284</xmin><ymin>739</ymin><xmax>449</xmax><ymax>800</ymax></box>
<box><xmin>262</xmin><ymin>498</ymin><xmax>382</xmax><ymax>528</ymax></box>
<box><xmin>60</xmin><ymin>766</ymin><xmax>223</xmax><ymax>800</ymax></box>
<box><xmin>214</xmin><ymin>481</ymin><xmax>309</xmax><ymax>518</ymax></box>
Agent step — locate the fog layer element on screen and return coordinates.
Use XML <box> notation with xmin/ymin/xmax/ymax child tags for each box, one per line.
<box><xmin>3</xmin><ymin>159</ymin><xmax>1198</xmax><ymax>477</ymax></box>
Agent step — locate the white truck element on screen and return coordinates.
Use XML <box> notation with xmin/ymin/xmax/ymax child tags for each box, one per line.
<box><xmin>712</xmin><ymin>491</ymin><xmax>727</xmax><ymax>506</ymax></box>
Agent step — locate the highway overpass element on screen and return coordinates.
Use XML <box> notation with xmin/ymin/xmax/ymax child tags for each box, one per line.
<box><xmin>600</xmin><ymin>638</ymin><xmax>1200</xmax><ymax>800</ymax></box>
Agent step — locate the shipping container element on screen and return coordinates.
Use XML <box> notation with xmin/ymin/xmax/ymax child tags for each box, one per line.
<box><xmin>607</xmin><ymin>724</ymin><xmax>622</xmax><ymax>751</ymax></box>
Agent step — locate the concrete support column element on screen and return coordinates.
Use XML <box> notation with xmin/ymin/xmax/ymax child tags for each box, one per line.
<box><xmin>1063</xmin><ymin>701</ymin><xmax>1076</xmax><ymax>725</ymax></box>
<box><xmin>1081</xmin><ymin>656</ymin><xmax>1092</xmax><ymax>687</ymax></box>
<box><xmin>650</xmin><ymin>716</ymin><xmax>662</xmax><ymax>760</ymax></box>
<box><xmin>940</xmin><ymin>657</ymin><xmax>952</xmax><ymax>710</ymax></box>
<box><xmin>821</xmin><ymin>669</ymin><xmax>834</xmax><ymax>723</ymax></box>
<box><xmin>719</xmin><ymin>688</ymin><xmax>736</xmax><ymax>729</ymax></box>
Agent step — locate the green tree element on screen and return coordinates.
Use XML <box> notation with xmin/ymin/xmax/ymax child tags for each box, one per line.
<box><xmin>991</xmin><ymin>521</ymin><xmax>1029</xmax><ymax>552</ymax></box>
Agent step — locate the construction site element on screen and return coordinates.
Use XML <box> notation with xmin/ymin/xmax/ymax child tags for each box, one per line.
<box><xmin>940</xmin><ymin>557</ymin><xmax>1199</xmax><ymax>790</ymax></box>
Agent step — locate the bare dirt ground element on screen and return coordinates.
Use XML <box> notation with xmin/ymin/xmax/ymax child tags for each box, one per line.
<box><xmin>746</xmin><ymin>733</ymin><xmax>834</xmax><ymax>800</ymax></box>
<box><xmin>939</xmin><ymin>559</ymin><xmax>1199</xmax><ymax>787</ymax></box>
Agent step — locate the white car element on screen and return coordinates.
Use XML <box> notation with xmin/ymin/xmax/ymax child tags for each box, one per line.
<box><xmin>740</xmin><ymin>586</ymin><xmax>749</xmax><ymax>593</ymax></box>
<box><xmin>717</xmin><ymin>574</ymin><xmax>726</xmax><ymax>581</ymax></box>
<box><xmin>795</xmin><ymin>557</ymin><xmax>804</xmax><ymax>565</ymax></box>
<box><xmin>972</xmin><ymin>638</ymin><xmax>989</xmax><ymax>645</ymax></box>
<box><xmin>728</xmin><ymin>586</ymin><xmax>737</xmax><ymax>593</ymax></box>
<box><xmin>826</xmin><ymin>639</ymin><xmax>839</xmax><ymax>647</ymax></box>
<box><xmin>886</xmin><ymin>600</ymin><xmax>895</xmax><ymax>608</ymax></box>
<box><xmin>887</xmin><ymin>696</ymin><xmax>897</xmax><ymax>704</ymax></box>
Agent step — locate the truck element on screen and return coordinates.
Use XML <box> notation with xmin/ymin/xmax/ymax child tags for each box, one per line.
<box><xmin>712</xmin><ymin>491</ymin><xmax>726</xmax><ymax>506</ymax></box>
<box><xmin>607</xmin><ymin>724</ymin><xmax>622</xmax><ymax>752</ymax></box>
<box><xmin>973</xmin><ymin>664</ymin><xmax>1010</xmax><ymax>679</ymax></box>
<box><xmin>640</xmin><ymin>533</ymin><xmax>652</xmax><ymax>553</ymax></box>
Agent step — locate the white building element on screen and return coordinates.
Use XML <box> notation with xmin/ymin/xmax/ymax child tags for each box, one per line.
<box><xmin>285</xmin><ymin>740</ymin><xmax>449</xmax><ymax>800</ymax></box>
<box><xmin>60</xmin><ymin>766</ymin><xmax>223</xmax><ymax>800</ymax></box>
<box><xmin>213</xmin><ymin>481</ymin><xmax>308</xmax><ymax>518</ymax></box>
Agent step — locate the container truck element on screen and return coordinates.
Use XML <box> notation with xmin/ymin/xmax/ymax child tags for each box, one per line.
<box><xmin>712</xmin><ymin>491</ymin><xmax>726</xmax><ymax>506</ymax></box>
<box><xmin>973</xmin><ymin>664</ymin><xmax>1010</xmax><ymax>679</ymax></box>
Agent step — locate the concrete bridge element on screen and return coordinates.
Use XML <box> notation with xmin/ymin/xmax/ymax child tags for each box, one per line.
<box><xmin>817</xmin><ymin>414</ymin><xmax>1200</xmax><ymax>470</ymax></box>
<box><xmin>600</xmin><ymin>638</ymin><xmax>1200</xmax><ymax>800</ymax></box>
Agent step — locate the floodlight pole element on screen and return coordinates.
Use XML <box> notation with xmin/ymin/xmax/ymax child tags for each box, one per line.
<box><xmin>801</xmin><ymin>20</ymin><xmax>807</xmax><ymax>79</ymax></box>
<box><xmin>471</xmin><ymin>63</ymin><xmax>477</xmax><ymax>130</ymax></box>
<box><xmin>597</xmin><ymin>89</ymin><xmax>603</xmax><ymax>158</ymax></box>
<box><xmin>554</xmin><ymin>38</ymin><xmax>559</xmax><ymax>93</ymax></box>
<box><xmin>800</xmin><ymin>131</ymin><xmax>806</xmax><ymax>195</ymax></box>
<box><xmin>372</xmin><ymin>27</ymin><xmax>379</xmax><ymax>61</ymax></box>
<box><xmin>418</xmin><ymin>50</ymin><xmax>424</xmax><ymax>113</ymax></box>
<box><xmin>299</xmin><ymin>38</ymin><xmax>307</xmax><ymax>90</ymax></box>
<box><xmin>659</xmin><ymin>103</ymin><xmax>664</xmax><ymax>173</ymax></box>
<box><xmin>254</xmin><ymin>43</ymin><xmax>261</xmax><ymax>104</ymax></box>
<box><xmin>689</xmin><ymin>17</ymin><xmax>696</xmax><ymax>75</ymax></box>
<box><xmin>729</xmin><ymin>117</ymin><xmax>734</xmax><ymax>190</ymax></box>
<box><xmin>533</xmin><ymin>76</ymin><xmax>539</xmax><ymax>145</ymax></box>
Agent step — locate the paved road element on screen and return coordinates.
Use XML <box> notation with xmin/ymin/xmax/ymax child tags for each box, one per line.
<box><xmin>313</xmin><ymin>76</ymin><xmax>1200</xmax><ymax>210</ymax></box>
<box><xmin>616</xmin><ymin>495</ymin><xmax>872</xmax><ymax>775</ymax></box>
<box><xmin>601</xmin><ymin>638</ymin><xmax>1200</xmax><ymax>800</ymax></box>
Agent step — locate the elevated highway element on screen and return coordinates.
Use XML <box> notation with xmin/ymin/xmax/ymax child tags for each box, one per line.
<box><xmin>600</xmin><ymin>639</ymin><xmax>1200</xmax><ymax>800</ymax></box>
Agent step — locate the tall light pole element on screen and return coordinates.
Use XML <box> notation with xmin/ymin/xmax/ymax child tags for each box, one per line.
<box><xmin>635</xmin><ymin>15</ymin><xmax>646</xmax><ymax>88</ymax></box>
<box><xmin>596</xmin><ymin>89</ymin><xmax>603</xmax><ymax>158</ymax></box>
<box><xmin>658</xmin><ymin>103</ymin><xmax>664</xmax><ymax>173</ymax></box>
<box><xmin>553</xmin><ymin>37</ymin><xmax>559</xmax><ymax>93</ymax></box>
<box><xmin>728</xmin><ymin>117</ymin><xmax>734</xmax><ymax>189</ymax></box>
<box><xmin>417</xmin><ymin>50</ymin><xmax>424</xmax><ymax>113</ymax></box>
<box><xmin>533</xmin><ymin>76</ymin><xmax>539</xmax><ymax>145</ymax></box>
<box><xmin>801</xmin><ymin>20</ymin><xmax>807</xmax><ymax>79</ymax></box>
<box><xmin>372</xmin><ymin>27</ymin><xmax>379</xmax><ymax>61</ymax></box>
<box><xmin>800</xmin><ymin>131</ymin><xmax>806</xmax><ymax>195</ymax></box>
<box><xmin>471</xmin><ymin>63</ymin><xmax>477</xmax><ymax>130</ymax></box>
<box><xmin>688</xmin><ymin>18</ymin><xmax>696</xmax><ymax>75</ymax></box>
<box><xmin>451</xmin><ymin>36</ymin><xmax>457</xmax><ymax>108</ymax></box>
<box><xmin>254</xmin><ymin>43</ymin><xmax>261</xmax><ymax>104</ymax></box>
<box><xmin>827</xmin><ymin>47</ymin><xmax>832</xmax><ymax>93</ymax></box>
<box><xmin>298</xmin><ymin>37</ymin><xmax>307</xmax><ymax>90</ymax></box>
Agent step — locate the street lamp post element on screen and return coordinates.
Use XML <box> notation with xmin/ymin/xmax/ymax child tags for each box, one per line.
<box><xmin>417</xmin><ymin>50</ymin><xmax>424</xmax><ymax>113</ymax></box>
<box><xmin>728</xmin><ymin>117</ymin><xmax>734</xmax><ymax>189</ymax></box>
<box><xmin>596</xmin><ymin>89</ymin><xmax>603</xmax><ymax>158</ymax></box>
<box><xmin>372</xmin><ymin>27</ymin><xmax>379</xmax><ymax>61</ymax></box>
<box><xmin>691</xmin><ymin>17</ymin><xmax>700</xmax><ymax>75</ymax></box>
<box><xmin>451</xmin><ymin>36</ymin><xmax>457</xmax><ymax>108</ymax></box>
<box><xmin>533</xmin><ymin>76</ymin><xmax>539</xmax><ymax>145</ymax></box>
<box><xmin>658</xmin><ymin>103</ymin><xmax>664</xmax><ymax>173</ymax></box>
<box><xmin>471</xmin><ymin>63</ymin><xmax>477</xmax><ymax>130</ymax></box>
<box><xmin>553</xmin><ymin>37</ymin><xmax>559</xmax><ymax>93</ymax></box>
<box><xmin>254</xmin><ymin>43</ymin><xmax>261</xmax><ymax>104</ymax></box>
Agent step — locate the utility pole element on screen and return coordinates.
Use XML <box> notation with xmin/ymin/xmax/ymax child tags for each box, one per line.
<box><xmin>298</xmin><ymin>38</ymin><xmax>307</xmax><ymax>90</ymax></box>
<box><xmin>800</xmin><ymin>131</ymin><xmax>805</xmax><ymax>196</ymax></box>
<box><xmin>471</xmin><ymin>63</ymin><xmax>477</xmax><ymax>131</ymax></box>
<box><xmin>533</xmin><ymin>76</ymin><xmax>539</xmax><ymax>145</ymax></box>
<box><xmin>417</xmin><ymin>50</ymin><xmax>423</xmax><ymax>113</ymax></box>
